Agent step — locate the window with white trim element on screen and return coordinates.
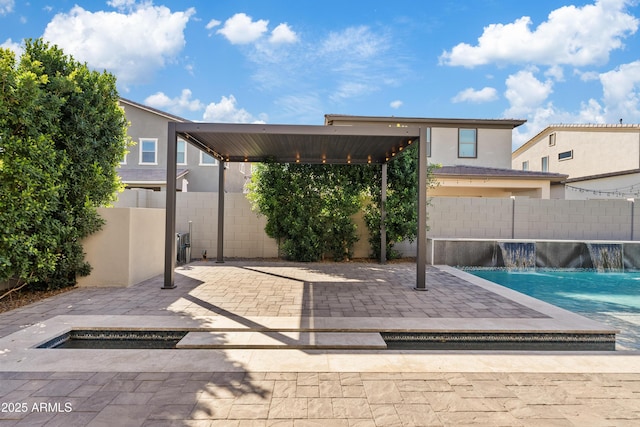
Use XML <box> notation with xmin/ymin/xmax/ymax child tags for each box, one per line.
<box><xmin>522</xmin><ymin>161</ymin><xmax>529</xmax><ymax>171</ymax></box>
<box><xmin>558</xmin><ymin>150</ymin><xmax>573</xmax><ymax>161</ymax></box>
<box><xmin>548</xmin><ymin>133</ymin><xmax>556</xmax><ymax>146</ymax></box>
<box><xmin>458</xmin><ymin>128</ymin><xmax>477</xmax><ymax>158</ymax></box>
<box><xmin>541</xmin><ymin>156</ymin><xmax>549</xmax><ymax>172</ymax></box>
<box><xmin>200</xmin><ymin>151</ymin><xmax>218</xmax><ymax>166</ymax></box>
<box><xmin>139</xmin><ymin>138</ymin><xmax>157</xmax><ymax>165</ymax></box>
<box><xmin>177</xmin><ymin>139</ymin><xmax>187</xmax><ymax>165</ymax></box>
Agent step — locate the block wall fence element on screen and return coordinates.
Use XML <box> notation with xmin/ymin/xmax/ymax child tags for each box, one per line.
<box><xmin>113</xmin><ymin>190</ymin><xmax>640</xmax><ymax>261</ymax></box>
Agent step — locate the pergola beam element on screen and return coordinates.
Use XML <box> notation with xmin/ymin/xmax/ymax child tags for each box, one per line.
<box><xmin>162</xmin><ymin>122</ymin><xmax>178</xmax><ymax>289</ymax></box>
<box><xmin>415</xmin><ymin>127</ymin><xmax>428</xmax><ymax>290</ymax></box>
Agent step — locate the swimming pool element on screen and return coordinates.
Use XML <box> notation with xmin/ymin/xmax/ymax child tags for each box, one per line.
<box><xmin>466</xmin><ymin>269</ymin><xmax>640</xmax><ymax>350</ymax></box>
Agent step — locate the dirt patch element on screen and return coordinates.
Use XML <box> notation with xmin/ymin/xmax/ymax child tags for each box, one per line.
<box><xmin>0</xmin><ymin>286</ymin><xmax>75</xmax><ymax>314</ymax></box>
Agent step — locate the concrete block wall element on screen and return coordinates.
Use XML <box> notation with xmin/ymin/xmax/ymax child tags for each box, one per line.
<box><xmin>112</xmin><ymin>190</ymin><xmax>640</xmax><ymax>261</ymax></box>
<box><xmin>512</xmin><ymin>199</ymin><xmax>633</xmax><ymax>240</ymax></box>
<box><xmin>427</xmin><ymin>197</ymin><xmax>513</xmax><ymax>239</ymax></box>
<box><xmin>144</xmin><ymin>192</ymin><xmax>279</xmax><ymax>260</ymax></box>
<box><xmin>428</xmin><ymin>197</ymin><xmax>637</xmax><ymax>242</ymax></box>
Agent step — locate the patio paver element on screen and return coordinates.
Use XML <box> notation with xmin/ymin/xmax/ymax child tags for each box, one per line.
<box><xmin>0</xmin><ymin>261</ymin><xmax>638</xmax><ymax>425</ymax></box>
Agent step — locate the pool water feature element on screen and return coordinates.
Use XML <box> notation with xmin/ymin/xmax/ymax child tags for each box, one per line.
<box><xmin>466</xmin><ymin>269</ymin><xmax>640</xmax><ymax>350</ymax></box>
<box><xmin>38</xmin><ymin>330</ymin><xmax>188</xmax><ymax>349</ymax></box>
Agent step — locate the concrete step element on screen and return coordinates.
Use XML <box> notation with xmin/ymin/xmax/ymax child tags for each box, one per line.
<box><xmin>176</xmin><ymin>331</ymin><xmax>387</xmax><ymax>349</ymax></box>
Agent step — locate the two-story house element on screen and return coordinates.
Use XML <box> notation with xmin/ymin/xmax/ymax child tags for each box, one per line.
<box><xmin>326</xmin><ymin>115</ymin><xmax>566</xmax><ymax>199</ymax></box>
<box><xmin>118</xmin><ymin>98</ymin><xmax>247</xmax><ymax>193</ymax></box>
<box><xmin>512</xmin><ymin>124</ymin><xmax>640</xmax><ymax>200</ymax></box>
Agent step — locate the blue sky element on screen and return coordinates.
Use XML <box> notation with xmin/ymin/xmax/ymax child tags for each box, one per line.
<box><xmin>2</xmin><ymin>0</ymin><xmax>640</xmax><ymax>149</ymax></box>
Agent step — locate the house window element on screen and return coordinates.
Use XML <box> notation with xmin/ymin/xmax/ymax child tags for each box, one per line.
<box><xmin>548</xmin><ymin>133</ymin><xmax>556</xmax><ymax>146</ymax></box>
<box><xmin>239</xmin><ymin>162</ymin><xmax>247</xmax><ymax>174</ymax></box>
<box><xmin>139</xmin><ymin>138</ymin><xmax>157</xmax><ymax>164</ymax></box>
<box><xmin>522</xmin><ymin>161</ymin><xmax>529</xmax><ymax>171</ymax></box>
<box><xmin>177</xmin><ymin>139</ymin><xmax>187</xmax><ymax>165</ymax></box>
<box><xmin>426</xmin><ymin>127</ymin><xmax>432</xmax><ymax>158</ymax></box>
<box><xmin>558</xmin><ymin>150</ymin><xmax>573</xmax><ymax>161</ymax></box>
<box><xmin>458</xmin><ymin>128</ymin><xmax>477</xmax><ymax>158</ymax></box>
<box><xmin>120</xmin><ymin>152</ymin><xmax>127</xmax><ymax>165</ymax></box>
<box><xmin>200</xmin><ymin>151</ymin><xmax>218</xmax><ymax>166</ymax></box>
<box><xmin>541</xmin><ymin>156</ymin><xmax>549</xmax><ymax>172</ymax></box>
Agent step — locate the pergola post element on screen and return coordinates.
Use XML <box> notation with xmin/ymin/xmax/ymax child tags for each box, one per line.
<box><xmin>415</xmin><ymin>127</ymin><xmax>428</xmax><ymax>290</ymax></box>
<box><xmin>380</xmin><ymin>163</ymin><xmax>387</xmax><ymax>264</ymax></box>
<box><xmin>216</xmin><ymin>160</ymin><xmax>226</xmax><ymax>263</ymax></box>
<box><xmin>163</xmin><ymin>122</ymin><xmax>178</xmax><ymax>289</ymax></box>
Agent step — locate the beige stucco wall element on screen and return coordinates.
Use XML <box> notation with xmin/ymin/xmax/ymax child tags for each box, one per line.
<box><xmin>430</xmin><ymin>127</ymin><xmax>512</xmax><ymax>169</ymax></box>
<box><xmin>564</xmin><ymin>172</ymin><xmax>640</xmax><ymax>200</ymax></box>
<box><xmin>325</xmin><ymin>117</ymin><xmax>516</xmax><ymax>169</ymax></box>
<box><xmin>78</xmin><ymin>207</ymin><xmax>164</xmax><ymax>287</ymax></box>
<box><xmin>513</xmin><ymin>127</ymin><xmax>640</xmax><ymax>179</ymax></box>
<box><xmin>431</xmin><ymin>177</ymin><xmax>550</xmax><ymax>198</ymax></box>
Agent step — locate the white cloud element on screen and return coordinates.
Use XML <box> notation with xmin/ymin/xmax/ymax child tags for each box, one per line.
<box><xmin>577</xmin><ymin>98</ymin><xmax>606</xmax><ymax>123</ymax></box>
<box><xmin>544</xmin><ymin>65</ymin><xmax>564</xmax><ymax>82</ymax></box>
<box><xmin>202</xmin><ymin>95</ymin><xmax>266</xmax><ymax>123</ymax></box>
<box><xmin>451</xmin><ymin>87</ymin><xmax>498</xmax><ymax>103</ymax></box>
<box><xmin>504</xmin><ymin>70</ymin><xmax>553</xmax><ymax>117</ymax></box>
<box><xmin>269</xmin><ymin>23</ymin><xmax>298</xmax><ymax>44</ymax></box>
<box><xmin>576</xmin><ymin>70</ymin><xmax>600</xmax><ymax>82</ymax></box>
<box><xmin>440</xmin><ymin>0</ymin><xmax>638</xmax><ymax>68</ymax></box>
<box><xmin>274</xmin><ymin>94</ymin><xmax>324</xmax><ymax>124</ymax></box>
<box><xmin>1</xmin><ymin>38</ymin><xmax>22</xmax><ymax>57</ymax></box>
<box><xmin>217</xmin><ymin>13</ymin><xmax>268</xmax><ymax>44</ymax></box>
<box><xmin>319</xmin><ymin>26</ymin><xmax>385</xmax><ymax>61</ymax></box>
<box><xmin>144</xmin><ymin>89</ymin><xmax>204</xmax><ymax>115</ymax></box>
<box><xmin>206</xmin><ymin>19</ymin><xmax>221</xmax><ymax>30</ymax></box>
<box><xmin>331</xmin><ymin>82</ymin><xmax>372</xmax><ymax>101</ymax></box>
<box><xmin>390</xmin><ymin>100</ymin><xmax>403</xmax><ymax>109</ymax></box>
<box><xmin>599</xmin><ymin>60</ymin><xmax>640</xmax><ymax>122</ymax></box>
<box><xmin>106</xmin><ymin>0</ymin><xmax>136</xmax><ymax>10</ymax></box>
<box><xmin>225</xmin><ymin>22</ymin><xmax>406</xmax><ymax>106</ymax></box>
<box><xmin>0</xmin><ymin>0</ymin><xmax>14</xmax><ymax>15</ymax></box>
<box><xmin>42</xmin><ymin>4</ymin><xmax>194</xmax><ymax>84</ymax></box>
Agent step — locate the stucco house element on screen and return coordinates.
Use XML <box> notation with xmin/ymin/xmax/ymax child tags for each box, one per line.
<box><xmin>325</xmin><ymin>115</ymin><xmax>566</xmax><ymax>198</ymax></box>
<box><xmin>118</xmin><ymin>98</ymin><xmax>247</xmax><ymax>193</ymax></box>
<box><xmin>512</xmin><ymin>124</ymin><xmax>640</xmax><ymax>200</ymax></box>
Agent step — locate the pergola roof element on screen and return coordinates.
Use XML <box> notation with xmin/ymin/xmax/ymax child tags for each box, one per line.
<box><xmin>165</xmin><ymin>122</ymin><xmax>429</xmax><ymax>291</ymax></box>
<box><xmin>174</xmin><ymin>122</ymin><xmax>421</xmax><ymax>164</ymax></box>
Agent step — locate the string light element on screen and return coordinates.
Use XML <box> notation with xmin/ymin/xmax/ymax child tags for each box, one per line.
<box><xmin>566</xmin><ymin>184</ymin><xmax>640</xmax><ymax>198</ymax></box>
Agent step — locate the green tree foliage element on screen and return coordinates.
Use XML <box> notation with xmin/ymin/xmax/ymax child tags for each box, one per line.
<box><xmin>0</xmin><ymin>39</ymin><xmax>128</xmax><ymax>290</ymax></box>
<box><xmin>247</xmin><ymin>145</ymin><xmax>437</xmax><ymax>262</ymax></box>
<box><xmin>246</xmin><ymin>163</ymin><xmax>369</xmax><ymax>261</ymax></box>
<box><xmin>364</xmin><ymin>144</ymin><xmax>439</xmax><ymax>259</ymax></box>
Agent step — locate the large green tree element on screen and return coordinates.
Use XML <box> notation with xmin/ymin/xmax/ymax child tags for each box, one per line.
<box><xmin>0</xmin><ymin>39</ymin><xmax>128</xmax><ymax>291</ymax></box>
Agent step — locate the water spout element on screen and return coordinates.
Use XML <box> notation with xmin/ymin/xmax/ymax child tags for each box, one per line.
<box><xmin>498</xmin><ymin>242</ymin><xmax>536</xmax><ymax>269</ymax></box>
<box><xmin>586</xmin><ymin>243</ymin><xmax>623</xmax><ymax>272</ymax></box>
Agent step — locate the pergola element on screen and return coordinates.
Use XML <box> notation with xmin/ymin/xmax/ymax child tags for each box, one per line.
<box><xmin>163</xmin><ymin>122</ymin><xmax>428</xmax><ymax>289</ymax></box>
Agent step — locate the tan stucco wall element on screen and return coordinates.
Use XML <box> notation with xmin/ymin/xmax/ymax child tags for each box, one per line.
<box><xmin>431</xmin><ymin>177</ymin><xmax>550</xmax><ymax>198</ymax></box>
<box><xmin>513</xmin><ymin>127</ymin><xmax>640</xmax><ymax>179</ymax></box>
<box><xmin>325</xmin><ymin>117</ymin><xmax>515</xmax><ymax>169</ymax></box>
<box><xmin>564</xmin><ymin>172</ymin><xmax>640</xmax><ymax>200</ymax></box>
<box><xmin>430</xmin><ymin>127</ymin><xmax>512</xmax><ymax>168</ymax></box>
<box><xmin>77</xmin><ymin>207</ymin><xmax>165</xmax><ymax>287</ymax></box>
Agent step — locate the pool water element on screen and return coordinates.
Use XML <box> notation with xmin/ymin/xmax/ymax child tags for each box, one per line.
<box><xmin>466</xmin><ymin>269</ymin><xmax>640</xmax><ymax>350</ymax></box>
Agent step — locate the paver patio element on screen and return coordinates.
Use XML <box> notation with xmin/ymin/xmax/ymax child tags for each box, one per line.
<box><xmin>1</xmin><ymin>261</ymin><xmax>639</xmax><ymax>426</ymax></box>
